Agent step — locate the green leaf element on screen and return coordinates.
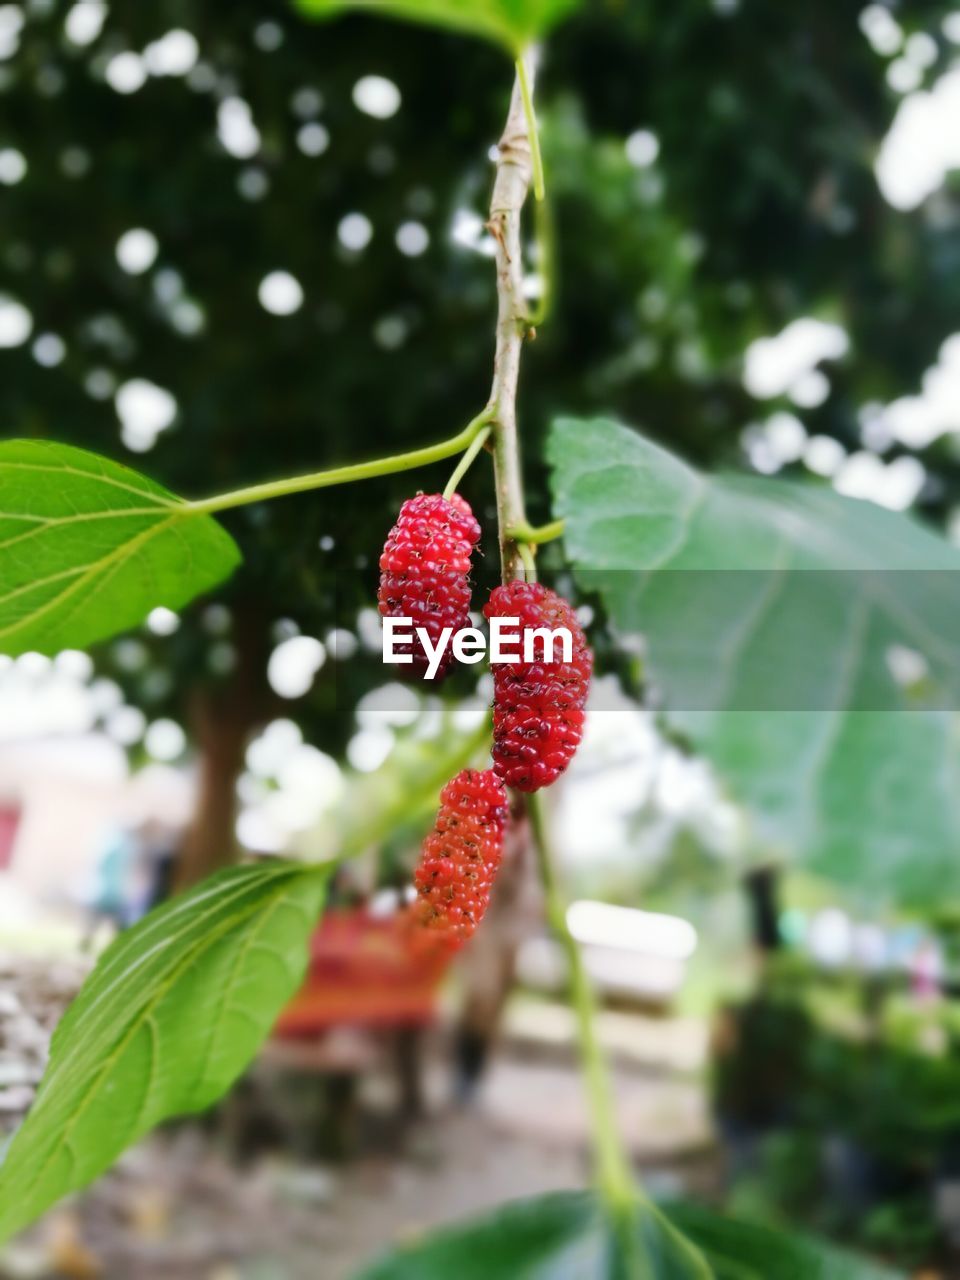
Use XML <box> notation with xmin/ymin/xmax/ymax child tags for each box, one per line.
<box><xmin>0</xmin><ymin>861</ymin><xmax>328</xmax><ymax>1244</ymax></box>
<box><xmin>0</xmin><ymin>440</ymin><xmax>240</xmax><ymax>657</ymax></box>
<box><xmin>294</xmin><ymin>0</ymin><xmax>581</xmax><ymax>54</ymax></box>
<box><xmin>356</xmin><ymin>1190</ymin><xmax>710</xmax><ymax>1279</ymax></box>
<box><xmin>547</xmin><ymin>416</ymin><xmax>960</xmax><ymax>902</ymax></box>
<box><xmin>356</xmin><ymin>1191</ymin><xmax>897</xmax><ymax>1279</ymax></box>
<box><xmin>667</xmin><ymin>1202</ymin><xmax>901</xmax><ymax>1279</ymax></box>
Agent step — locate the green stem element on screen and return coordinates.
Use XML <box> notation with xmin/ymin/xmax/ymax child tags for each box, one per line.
<box><xmin>528</xmin><ymin>190</ymin><xmax>555</xmax><ymax>328</ymax></box>
<box><xmin>515</xmin><ymin>54</ymin><xmax>545</xmax><ymax>202</ymax></box>
<box><xmin>334</xmin><ymin>720</ymin><xmax>493</xmax><ymax>863</ymax></box>
<box><xmin>443</xmin><ymin>425</ymin><xmax>492</xmax><ymax>500</ymax></box>
<box><xmin>505</xmin><ymin>517</ymin><xmax>564</xmax><ymax>545</ymax></box>
<box><xmin>188</xmin><ymin>407</ymin><xmax>493</xmax><ymax>515</ymax></box>
<box><xmin>485</xmin><ymin>63</ymin><xmax>642</xmax><ymax>1248</ymax></box>
<box><xmin>528</xmin><ymin>794</ymin><xmax>636</xmax><ymax>1212</ymax></box>
<box><xmin>517</xmin><ymin>542</ymin><xmax>537</xmax><ymax>580</ymax></box>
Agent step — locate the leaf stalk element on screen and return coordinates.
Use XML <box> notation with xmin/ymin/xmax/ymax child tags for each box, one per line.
<box><xmin>188</xmin><ymin>407</ymin><xmax>493</xmax><ymax>515</ymax></box>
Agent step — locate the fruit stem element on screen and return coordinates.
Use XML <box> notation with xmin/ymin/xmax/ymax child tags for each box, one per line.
<box><xmin>517</xmin><ymin>542</ymin><xmax>537</xmax><ymax>580</ymax></box>
<box><xmin>505</xmin><ymin>518</ymin><xmax>564</xmax><ymax>545</ymax></box>
<box><xmin>187</xmin><ymin>406</ymin><xmax>493</xmax><ymax>515</ymax></box>
<box><xmin>442</xmin><ymin>425</ymin><xmax>492</xmax><ymax>500</ymax></box>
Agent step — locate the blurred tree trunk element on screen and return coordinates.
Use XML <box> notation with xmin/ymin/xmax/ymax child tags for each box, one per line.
<box><xmin>174</xmin><ymin>607</ymin><xmax>271</xmax><ymax>894</ymax></box>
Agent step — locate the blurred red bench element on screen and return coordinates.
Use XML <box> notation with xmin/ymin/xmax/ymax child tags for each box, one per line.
<box><xmin>0</xmin><ymin>805</ymin><xmax>20</xmax><ymax>872</ymax></box>
<box><xmin>275</xmin><ymin>906</ymin><xmax>449</xmax><ymax>1039</ymax></box>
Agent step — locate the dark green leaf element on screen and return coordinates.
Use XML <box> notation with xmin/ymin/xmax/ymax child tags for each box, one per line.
<box><xmin>294</xmin><ymin>0</ymin><xmax>581</xmax><ymax>54</ymax></box>
<box><xmin>356</xmin><ymin>1191</ymin><xmax>896</xmax><ymax>1279</ymax></box>
<box><xmin>0</xmin><ymin>861</ymin><xmax>327</xmax><ymax>1244</ymax></box>
<box><xmin>667</xmin><ymin>1202</ymin><xmax>900</xmax><ymax>1279</ymax></box>
<box><xmin>357</xmin><ymin>1191</ymin><xmax>609</xmax><ymax>1279</ymax></box>
<box><xmin>357</xmin><ymin>1189</ymin><xmax>711</xmax><ymax>1277</ymax></box>
<box><xmin>0</xmin><ymin>440</ymin><xmax>240</xmax><ymax>657</ymax></box>
<box><xmin>548</xmin><ymin>416</ymin><xmax>960</xmax><ymax>902</ymax></box>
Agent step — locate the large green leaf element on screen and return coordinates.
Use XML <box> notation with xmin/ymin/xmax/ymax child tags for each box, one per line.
<box><xmin>294</xmin><ymin>0</ymin><xmax>581</xmax><ymax>54</ymax></box>
<box><xmin>356</xmin><ymin>1191</ymin><xmax>897</xmax><ymax>1279</ymax></box>
<box><xmin>0</xmin><ymin>861</ymin><xmax>327</xmax><ymax>1244</ymax></box>
<box><xmin>0</xmin><ymin>440</ymin><xmax>240</xmax><ymax>656</ymax></box>
<box><xmin>357</xmin><ymin>1191</ymin><xmax>711</xmax><ymax>1279</ymax></box>
<box><xmin>547</xmin><ymin>417</ymin><xmax>960</xmax><ymax>902</ymax></box>
<box><xmin>666</xmin><ymin>1203</ymin><xmax>899</xmax><ymax>1279</ymax></box>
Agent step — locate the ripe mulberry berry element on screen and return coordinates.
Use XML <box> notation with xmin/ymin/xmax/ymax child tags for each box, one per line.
<box><xmin>378</xmin><ymin>492</ymin><xmax>481</xmax><ymax>680</ymax></box>
<box><xmin>410</xmin><ymin>768</ymin><xmax>508</xmax><ymax>949</ymax></box>
<box><xmin>483</xmin><ymin>582</ymin><xmax>592</xmax><ymax>792</ymax></box>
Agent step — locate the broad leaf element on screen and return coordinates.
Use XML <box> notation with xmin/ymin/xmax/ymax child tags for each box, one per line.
<box><xmin>548</xmin><ymin>417</ymin><xmax>960</xmax><ymax>902</ymax></box>
<box><xmin>294</xmin><ymin>0</ymin><xmax>581</xmax><ymax>54</ymax></box>
<box><xmin>357</xmin><ymin>1191</ymin><xmax>896</xmax><ymax>1279</ymax></box>
<box><xmin>667</xmin><ymin>1202</ymin><xmax>900</xmax><ymax>1279</ymax></box>
<box><xmin>0</xmin><ymin>861</ymin><xmax>327</xmax><ymax>1244</ymax></box>
<box><xmin>0</xmin><ymin>440</ymin><xmax>240</xmax><ymax>656</ymax></box>
<box><xmin>357</xmin><ymin>1190</ymin><xmax>711</xmax><ymax>1279</ymax></box>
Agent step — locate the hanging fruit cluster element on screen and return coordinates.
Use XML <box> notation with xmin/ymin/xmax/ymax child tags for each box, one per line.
<box><xmin>377</xmin><ymin>492</ymin><xmax>481</xmax><ymax>680</ymax></box>
<box><xmin>377</xmin><ymin>492</ymin><xmax>593</xmax><ymax>951</ymax></box>
<box><xmin>410</xmin><ymin>768</ymin><xmax>508</xmax><ymax>949</ymax></box>
<box><xmin>484</xmin><ymin>582</ymin><xmax>592</xmax><ymax>793</ymax></box>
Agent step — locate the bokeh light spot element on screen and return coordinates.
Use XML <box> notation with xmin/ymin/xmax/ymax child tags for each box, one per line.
<box><xmin>258</xmin><ymin>271</ymin><xmax>303</xmax><ymax>316</ymax></box>
<box><xmin>352</xmin><ymin>75</ymin><xmax>400</xmax><ymax>119</ymax></box>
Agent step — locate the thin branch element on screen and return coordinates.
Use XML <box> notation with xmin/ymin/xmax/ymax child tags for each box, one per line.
<box><xmin>484</xmin><ymin>66</ymin><xmax>646</xmax><ymax>1258</ymax></box>
<box><xmin>188</xmin><ymin>406</ymin><xmax>493</xmax><ymax>515</ymax></box>
<box><xmin>487</xmin><ymin>53</ymin><xmax>537</xmax><ymax>582</ymax></box>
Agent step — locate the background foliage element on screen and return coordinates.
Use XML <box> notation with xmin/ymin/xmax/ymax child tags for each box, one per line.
<box><xmin>5</xmin><ymin>0</ymin><xmax>958</xmax><ymax>768</ymax></box>
<box><xmin>3</xmin><ymin>0</ymin><xmax>960</xmax><ymax>1271</ymax></box>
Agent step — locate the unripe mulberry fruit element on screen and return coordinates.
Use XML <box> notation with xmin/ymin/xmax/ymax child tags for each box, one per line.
<box><xmin>410</xmin><ymin>768</ymin><xmax>508</xmax><ymax>949</ymax></box>
<box><xmin>378</xmin><ymin>492</ymin><xmax>481</xmax><ymax>680</ymax></box>
<box><xmin>483</xmin><ymin>582</ymin><xmax>592</xmax><ymax>792</ymax></box>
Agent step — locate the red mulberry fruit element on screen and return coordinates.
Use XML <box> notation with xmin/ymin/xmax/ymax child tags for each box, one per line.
<box><xmin>410</xmin><ymin>768</ymin><xmax>508</xmax><ymax>949</ymax></box>
<box><xmin>378</xmin><ymin>492</ymin><xmax>481</xmax><ymax>680</ymax></box>
<box><xmin>483</xmin><ymin>582</ymin><xmax>593</xmax><ymax>792</ymax></box>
